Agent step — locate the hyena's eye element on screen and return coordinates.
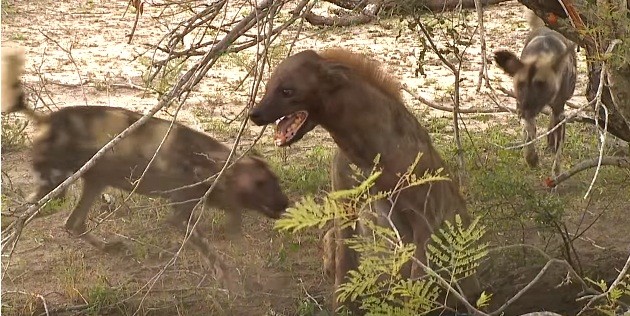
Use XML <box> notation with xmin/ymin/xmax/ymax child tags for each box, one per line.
<box><xmin>280</xmin><ymin>88</ymin><xmax>294</xmax><ymax>97</ymax></box>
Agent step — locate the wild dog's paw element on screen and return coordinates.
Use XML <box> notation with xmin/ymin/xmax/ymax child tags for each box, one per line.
<box><xmin>524</xmin><ymin>149</ymin><xmax>540</xmax><ymax>168</ymax></box>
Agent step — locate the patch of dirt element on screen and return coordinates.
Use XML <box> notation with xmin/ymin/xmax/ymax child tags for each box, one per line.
<box><xmin>1</xmin><ymin>0</ymin><xmax>628</xmax><ymax>315</ymax></box>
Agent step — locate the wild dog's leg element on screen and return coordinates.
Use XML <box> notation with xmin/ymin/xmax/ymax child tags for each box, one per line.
<box><xmin>168</xmin><ymin>196</ymin><xmax>239</xmax><ymax>293</ymax></box>
<box><xmin>522</xmin><ymin>117</ymin><xmax>539</xmax><ymax>167</ymax></box>
<box><xmin>547</xmin><ymin>108</ymin><xmax>566</xmax><ymax>177</ymax></box>
<box><xmin>64</xmin><ymin>178</ymin><xmax>124</xmax><ymax>253</ymax></box>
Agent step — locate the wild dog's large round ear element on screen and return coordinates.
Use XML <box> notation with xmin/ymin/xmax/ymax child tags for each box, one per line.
<box><xmin>493</xmin><ymin>50</ymin><xmax>524</xmax><ymax>77</ymax></box>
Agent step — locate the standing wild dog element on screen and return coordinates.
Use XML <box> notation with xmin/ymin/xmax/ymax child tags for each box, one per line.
<box><xmin>494</xmin><ymin>9</ymin><xmax>577</xmax><ymax>176</ymax></box>
<box><xmin>249</xmin><ymin>48</ymin><xmax>481</xmax><ymax>314</ymax></box>
<box><xmin>1</xmin><ymin>48</ymin><xmax>289</xmax><ymax>289</ymax></box>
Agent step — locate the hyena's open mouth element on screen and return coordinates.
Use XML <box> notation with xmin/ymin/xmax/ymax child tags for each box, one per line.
<box><xmin>274</xmin><ymin>110</ymin><xmax>308</xmax><ymax>146</ymax></box>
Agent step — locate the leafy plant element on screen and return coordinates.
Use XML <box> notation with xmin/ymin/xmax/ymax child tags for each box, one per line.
<box><xmin>275</xmin><ymin>153</ymin><xmax>488</xmax><ymax>314</ymax></box>
<box><xmin>585</xmin><ymin>275</ymin><xmax>630</xmax><ymax>316</ymax></box>
<box><xmin>1</xmin><ymin>114</ymin><xmax>29</xmax><ymax>152</ymax></box>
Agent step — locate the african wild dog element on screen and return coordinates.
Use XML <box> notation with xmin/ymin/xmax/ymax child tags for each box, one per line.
<box><xmin>1</xmin><ymin>47</ymin><xmax>289</xmax><ymax>288</ymax></box>
<box><xmin>494</xmin><ymin>9</ymin><xmax>577</xmax><ymax>176</ymax></box>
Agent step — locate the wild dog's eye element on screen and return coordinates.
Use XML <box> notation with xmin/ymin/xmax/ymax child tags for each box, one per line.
<box><xmin>533</xmin><ymin>80</ymin><xmax>545</xmax><ymax>88</ymax></box>
<box><xmin>280</xmin><ymin>88</ymin><xmax>294</xmax><ymax>97</ymax></box>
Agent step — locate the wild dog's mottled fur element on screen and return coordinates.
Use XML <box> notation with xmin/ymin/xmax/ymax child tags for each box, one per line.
<box><xmin>1</xmin><ymin>49</ymin><xmax>289</xmax><ymax>289</ymax></box>
<box><xmin>494</xmin><ymin>9</ymin><xmax>577</xmax><ymax>176</ymax></box>
<box><xmin>250</xmin><ymin>48</ymin><xmax>481</xmax><ymax>314</ymax></box>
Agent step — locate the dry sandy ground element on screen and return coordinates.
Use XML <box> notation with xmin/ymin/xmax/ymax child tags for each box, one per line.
<box><xmin>1</xmin><ymin>0</ymin><xmax>628</xmax><ymax>315</ymax></box>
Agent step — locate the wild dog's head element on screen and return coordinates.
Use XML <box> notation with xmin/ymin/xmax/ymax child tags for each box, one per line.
<box><xmin>1</xmin><ymin>46</ymin><xmax>26</xmax><ymax>113</ymax></box>
<box><xmin>494</xmin><ymin>48</ymin><xmax>573</xmax><ymax>119</ymax></box>
<box><xmin>248</xmin><ymin>49</ymin><xmax>350</xmax><ymax>147</ymax></box>
<box><xmin>220</xmin><ymin>156</ymin><xmax>289</xmax><ymax>219</ymax></box>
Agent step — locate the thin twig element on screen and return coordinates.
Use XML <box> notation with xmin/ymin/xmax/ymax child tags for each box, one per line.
<box><xmin>3</xmin><ymin>290</ymin><xmax>50</xmax><ymax>316</ymax></box>
<box><xmin>576</xmin><ymin>251</ymin><xmax>630</xmax><ymax>315</ymax></box>
<box><xmin>402</xmin><ymin>85</ymin><xmax>516</xmax><ymax>114</ymax></box>
<box><xmin>473</xmin><ymin>0</ymin><xmax>489</xmax><ymax>92</ymax></box>
<box><xmin>38</xmin><ymin>31</ymin><xmax>88</xmax><ymax>106</ymax></box>
<box><xmin>582</xmin><ymin>39</ymin><xmax>621</xmax><ymax>198</ymax></box>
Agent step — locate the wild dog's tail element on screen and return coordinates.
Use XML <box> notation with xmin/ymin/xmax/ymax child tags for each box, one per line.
<box><xmin>525</xmin><ymin>7</ymin><xmax>545</xmax><ymax>32</ymax></box>
<box><xmin>2</xmin><ymin>46</ymin><xmax>44</xmax><ymax>123</ymax></box>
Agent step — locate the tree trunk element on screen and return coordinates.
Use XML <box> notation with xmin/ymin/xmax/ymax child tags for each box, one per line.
<box><xmin>520</xmin><ymin>0</ymin><xmax>630</xmax><ymax>142</ymax></box>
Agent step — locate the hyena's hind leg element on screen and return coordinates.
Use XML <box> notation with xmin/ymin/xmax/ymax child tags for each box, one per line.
<box><xmin>522</xmin><ymin>117</ymin><xmax>539</xmax><ymax>168</ymax></box>
<box><xmin>547</xmin><ymin>108</ymin><xmax>566</xmax><ymax>177</ymax></box>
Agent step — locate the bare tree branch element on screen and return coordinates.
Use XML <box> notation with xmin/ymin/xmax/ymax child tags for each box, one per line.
<box><xmin>545</xmin><ymin>156</ymin><xmax>630</xmax><ymax>188</ymax></box>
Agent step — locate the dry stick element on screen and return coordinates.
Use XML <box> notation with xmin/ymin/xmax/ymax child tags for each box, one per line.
<box><xmin>32</xmin><ymin>47</ymin><xmax>60</xmax><ymax>113</ymax></box>
<box><xmin>3</xmin><ymin>290</ymin><xmax>50</xmax><ymax>316</ymax></box>
<box><xmin>147</xmin><ymin>1</ymin><xmax>228</xmax><ymax>84</ymax></box>
<box><xmin>549</xmin><ymin>156</ymin><xmax>630</xmax><ymax>188</ymax></box>
<box><xmin>577</xmin><ymin>251</ymin><xmax>630</xmax><ymax>315</ymax></box>
<box><xmin>126</xmin><ymin>0</ymin><xmax>144</xmax><ymax>44</ymax></box>
<box><xmin>545</xmin><ymin>40</ymin><xmax>621</xmax><ymax>190</ymax></box>
<box><xmin>38</xmin><ymin>31</ymin><xmax>88</xmax><ymax>106</ymax></box>
<box><xmin>492</xmin><ymin>259</ymin><xmax>571</xmax><ymax>315</ymax></box>
<box><xmin>581</xmin><ymin>39</ymin><xmax>621</xmax><ymax>198</ymax></box>
<box><xmin>485</xmin><ymin>243</ymin><xmax>598</xmax><ymax>316</ymax></box>
<box><xmin>409</xmin><ymin>255</ymin><xmax>487</xmax><ymax>316</ymax></box>
<box><xmin>415</xmin><ymin>15</ymin><xmax>466</xmax><ymax>181</ymax></box>
<box><xmin>502</xmin><ymin>97</ymin><xmax>594</xmax><ymax>152</ymax></box>
<box><xmin>402</xmin><ymin>85</ymin><xmax>516</xmax><ymax>114</ymax></box>
<box><xmin>473</xmin><ymin>0</ymin><xmax>489</xmax><ymax>92</ymax></box>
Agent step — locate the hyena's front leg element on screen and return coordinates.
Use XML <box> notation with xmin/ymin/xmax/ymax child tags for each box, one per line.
<box><xmin>523</xmin><ymin>117</ymin><xmax>539</xmax><ymax>167</ymax></box>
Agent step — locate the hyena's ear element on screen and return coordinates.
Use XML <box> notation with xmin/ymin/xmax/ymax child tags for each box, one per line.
<box><xmin>494</xmin><ymin>50</ymin><xmax>524</xmax><ymax>77</ymax></box>
<box><xmin>319</xmin><ymin>60</ymin><xmax>350</xmax><ymax>91</ymax></box>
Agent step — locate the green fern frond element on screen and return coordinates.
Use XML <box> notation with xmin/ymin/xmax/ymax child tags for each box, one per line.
<box><xmin>426</xmin><ymin>215</ymin><xmax>488</xmax><ymax>281</ymax></box>
<box><xmin>274</xmin><ymin>196</ymin><xmax>336</xmax><ymax>232</ymax></box>
<box><xmin>329</xmin><ymin>171</ymin><xmax>382</xmax><ymax>201</ymax></box>
<box><xmin>476</xmin><ymin>291</ymin><xmax>492</xmax><ymax>308</ymax></box>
